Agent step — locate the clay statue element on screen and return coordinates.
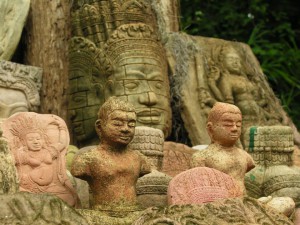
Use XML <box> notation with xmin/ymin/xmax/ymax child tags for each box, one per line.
<box><xmin>0</xmin><ymin>0</ymin><xmax>30</xmax><ymax>60</ymax></box>
<box><xmin>0</xmin><ymin>60</ymin><xmax>42</xmax><ymax>123</ymax></box>
<box><xmin>68</xmin><ymin>0</ymin><xmax>172</xmax><ymax>147</ymax></box>
<box><xmin>167</xmin><ymin>167</ymin><xmax>242</xmax><ymax>205</ymax></box>
<box><xmin>1</xmin><ymin>112</ymin><xmax>78</xmax><ymax>207</ymax></box>
<box><xmin>192</xmin><ymin>102</ymin><xmax>255</xmax><ymax>194</ymax></box>
<box><xmin>71</xmin><ymin>97</ymin><xmax>151</xmax><ymax>213</ymax></box>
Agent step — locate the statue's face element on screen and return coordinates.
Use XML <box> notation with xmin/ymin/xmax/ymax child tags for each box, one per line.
<box><xmin>223</xmin><ymin>51</ymin><xmax>241</xmax><ymax>75</ymax></box>
<box><xmin>25</xmin><ymin>132</ymin><xmax>43</xmax><ymax>151</ymax></box>
<box><xmin>107</xmin><ymin>60</ymin><xmax>171</xmax><ymax>137</ymax></box>
<box><xmin>0</xmin><ymin>87</ymin><xmax>28</xmax><ymax>119</ymax></box>
<box><xmin>68</xmin><ymin>76</ymin><xmax>102</xmax><ymax>144</ymax></box>
<box><xmin>100</xmin><ymin>109</ymin><xmax>136</xmax><ymax>147</ymax></box>
<box><xmin>209</xmin><ymin>112</ymin><xmax>242</xmax><ymax>147</ymax></box>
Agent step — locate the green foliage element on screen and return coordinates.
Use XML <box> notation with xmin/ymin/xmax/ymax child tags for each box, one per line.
<box><xmin>180</xmin><ymin>0</ymin><xmax>300</xmax><ymax>129</ymax></box>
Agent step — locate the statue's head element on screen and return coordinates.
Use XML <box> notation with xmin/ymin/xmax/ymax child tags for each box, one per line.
<box><xmin>104</xmin><ymin>23</ymin><xmax>172</xmax><ymax>138</ymax></box>
<box><xmin>219</xmin><ymin>45</ymin><xmax>242</xmax><ymax>75</ymax></box>
<box><xmin>95</xmin><ymin>96</ymin><xmax>136</xmax><ymax>148</ymax></box>
<box><xmin>68</xmin><ymin>38</ymin><xmax>110</xmax><ymax>146</ymax></box>
<box><xmin>0</xmin><ymin>61</ymin><xmax>42</xmax><ymax>120</ymax></box>
<box><xmin>207</xmin><ymin>102</ymin><xmax>242</xmax><ymax>147</ymax></box>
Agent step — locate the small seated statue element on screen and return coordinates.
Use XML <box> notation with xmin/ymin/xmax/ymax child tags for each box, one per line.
<box><xmin>71</xmin><ymin>97</ymin><xmax>151</xmax><ymax>213</ymax></box>
<box><xmin>192</xmin><ymin>102</ymin><xmax>255</xmax><ymax>194</ymax></box>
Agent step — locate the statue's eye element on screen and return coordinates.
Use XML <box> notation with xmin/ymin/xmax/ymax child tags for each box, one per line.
<box><xmin>128</xmin><ymin>121</ymin><xmax>136</xmax><ymax>127</ymax></box>
<box><xmin>124</xmin><ymin>82</ymin><xmax>138</xmax><ymax>90</ymax></box>
<box><xmin>113</xmin><ymin>121</ymin><xmax>123</xmax><ymax>126</ymax></box>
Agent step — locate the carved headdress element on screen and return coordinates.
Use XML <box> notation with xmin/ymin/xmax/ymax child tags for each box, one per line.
<box><xmin>0</xmin><ymin>60</ymin><xmax>42</xmax><ymax>111</ymax></box>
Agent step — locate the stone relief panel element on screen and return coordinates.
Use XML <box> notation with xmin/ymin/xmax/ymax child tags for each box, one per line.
<box><xmin>1</xmin><ymin>112</ymin><xmax>78</xmax><ymax>207</ymax></box>
<box><xmin>165</xmin><ymin>34</ymin><xmax>299</xmax><ymax>146</ymax></box>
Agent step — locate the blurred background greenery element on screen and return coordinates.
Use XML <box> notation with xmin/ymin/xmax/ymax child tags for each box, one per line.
<box><xmin>180</xmin><ymin>0</ymin><xmax>300</xmax><ymax>129</ymax></box>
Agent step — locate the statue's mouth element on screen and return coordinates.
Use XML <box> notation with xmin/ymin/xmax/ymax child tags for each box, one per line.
<box><xmin>136</xmin><ymin>109</ymin><xmax>162</xmax><ymax>124</ymax></box>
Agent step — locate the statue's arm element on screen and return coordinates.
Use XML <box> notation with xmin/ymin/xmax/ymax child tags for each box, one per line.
<box><xmin>246</xmin><ymin>152</ymin><xmax>255</xmax><ymax>172</ymax></box>
<box><xmin>191</xmin><ymin>152</ymin><xmax>206</xmax><ymax>168</ymax></box>
<box><xmin>219</xmin><ymin>75</ymin><xmax>234</xmax><ymax>104</ymax></box>
<box><xmin>71</xmin><ymin>153</ymin><xmax>91</xmax><ymax>180</ymax></box>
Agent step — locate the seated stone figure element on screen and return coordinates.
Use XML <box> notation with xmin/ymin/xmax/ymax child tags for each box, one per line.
<box><xmin>192</xmin><ymin>102</ymin><xmax>255</xmax><ymax>194</ymax></box>
<box><xmin>1</xmin><ymin>112</ymin><xmax>78</xmax><ymax>206</ymax></box>
<box><xmin>71</xmin><ymin>97</ymin><xmax>151</xmax><ymax>213</ymax></box>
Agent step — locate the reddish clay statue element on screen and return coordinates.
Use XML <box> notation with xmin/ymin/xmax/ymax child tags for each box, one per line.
<box><xmin>71</xmin><ymin>97</ymin><xmax>151</xmax><ymax>211</ymax></box>
<box><xmin>192</xmin><ymin>102</ymin><xmax>255</xmax><ymax>194</ymax></box>
<box><xmin>1</xmin><ymin>112</ymin><xmax>78</xmax><ymax>206</ymax></box>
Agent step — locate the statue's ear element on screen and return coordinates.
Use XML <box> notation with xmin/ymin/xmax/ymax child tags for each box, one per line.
<box><xmin>104</xmin><ymin>80</ymin><xmax>114</xmax><ymax>100</ymax></box>
<box><xmin>95</xmin><ymin>119</ymin><xmax>101</xmax><ymax>136</ymax></box>
<box><xmin>206</xmin><ymin>122</ymin><xmax>213</xmax><ymax>136</ymax></box>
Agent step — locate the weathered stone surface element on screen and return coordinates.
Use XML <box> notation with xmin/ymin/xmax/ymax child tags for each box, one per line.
<box><xmin>161</xmin><ymin>141</ymin><xmax>197</xmax><ymax>177</ymax></box>
<box><xmin>128</xmin><ymin>126</ymin><xmax>170</xmax><ymax>208</ymax></box>
<box><xmin>136</xmin><ymin>170</ymin><xmax>171</xmax><ymax>208</ymax></box>
<box><xmin>164</xmin><ymin>33</ymin><xmax>300</xmax><ymax>146</ymax></box>
<box><xmin>0</xmin><ymin>0</ymin><xmax>30</xmax><ymax>60</ymax></box>
<box><xmin>258</xmin><ymin>196</ymin><xmax>295</xmax><ymax>217</ymax></box>
<box><xmin>71</xmin><ymin>97</ymin><xmax>151</xmax><ymax>213</ymax></box>
<box><xmin>68</xmin><ymin>0</ymin><xmax>172</xmax><ymax>147</ymax></box>
<box><xmin>0</xmin><ymin>60</ymin><xmax>42</xmax><ymax>119</ymax></box>
<box><xmin>1</xmin><ymin>112</ymin><xmax>78</xmax><ymax>206</ymax></box>
<box><xmin>244</xmin><ymin>126</ymin><xmax>300</xmax><ymax>209</ymax></box>
<box><xmin>0</xmin><ymin>127</ymin><xmax>19</xmax><ymax>194</ymax></box>
<box><xmin>192</xmin><ymin>102</ymin><xmax>255</xmax><ymax>194</ymax></box>
<box><xmin>132</xmin><ymin>197</ymin><xmax>293</xmax><ymax>225</ymax></box>
<box><xmin>0</xmin><ymin>192</ymin><xmax>88</xmax><ymax>225</ymax></box>
<box><xmin>168</xmin><ymin>167</ymin><xmax>242</xmax><ymax>205</ymax></box>
<box><xmin>128</xmin><ymin>126</ymin><xmax>164</xmax><ymax>170</ymax></box>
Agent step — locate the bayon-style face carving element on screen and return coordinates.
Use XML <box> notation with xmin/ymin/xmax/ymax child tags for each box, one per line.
<box><xmin>107</xmin><ymin>60</ymin><xmax>171</xmax><ymax>137</ymax></box>
<box><xmin>68</xmin><ymin>77</ymin><xmax>101</xmax><ymax>145</ymax></box>
<box><xmin>0</xmin><ymin>87</ymin><xmax>29</xmax><ymax>119</ymax></box>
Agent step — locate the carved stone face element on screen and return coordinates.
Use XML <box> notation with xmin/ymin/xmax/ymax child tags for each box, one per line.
<box><xmin>209</xmin><ymin>112</ymin><xmax>242</xmax><ymax>147</ymax></box>
<box><xmin>107</xmin><ymin>60</ymin><xmax>171</xmax><ymax>137</ymax></box>
<box><xmin>68</xmin><ymin>77</ymin><xmax>101</xmax><ymax>144</ymax></box>
<box><xmin>0</xmin><ymin>87</ymin><xmax>28</xmax><ymax>119</ymax></box>
<box><xmin>25</xmin><ymin>132</ymin><xmax>43</xmax><ymax>151</ymax></box>
<box><xmin>223</xmin><ymin>51</ymin><xmax>241</xmax><ymax>75</ymax></box>
<box><xmin>99</xmin><ymin>109</ymin><xmax>136</xmax><ymax>147</ymax></box>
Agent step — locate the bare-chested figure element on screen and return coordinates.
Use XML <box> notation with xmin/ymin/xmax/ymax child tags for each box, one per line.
<box><xmin>71</xmin><ymin>97</ymin><xmax>151</xmax><ymax>211</ymax></box>
<box><xmin>192</xmin><ymin>102</ymin><xmax>255</xmax><ymax>194</ymax></box>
